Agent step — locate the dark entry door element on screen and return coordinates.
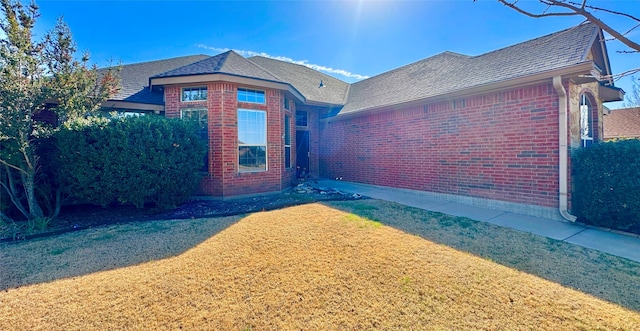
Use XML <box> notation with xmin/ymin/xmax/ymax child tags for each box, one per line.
<box><xmin>296</xmin><ymin>130</ymin><xmax>310</xmax><ymax>178</ymax></box>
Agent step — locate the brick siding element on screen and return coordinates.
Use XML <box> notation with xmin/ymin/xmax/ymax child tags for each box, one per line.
<box><xmin>165</xmin><ymin>83</ymin><xmax>295</xmax><ymax>197</ymax></box>
<box><xmin>319</xmin><ymin>83</ymin><xmax>562</xmax><ymax>208</ymax></box>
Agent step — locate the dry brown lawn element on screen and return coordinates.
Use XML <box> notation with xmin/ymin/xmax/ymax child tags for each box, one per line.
<box><xmin>1</xmin><ymin>202</ymin><xmax>640</xmax><ymax>330</ymax></box>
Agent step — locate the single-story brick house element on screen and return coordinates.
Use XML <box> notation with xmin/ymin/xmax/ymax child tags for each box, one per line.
<box><xmin>603</xmin><ymin>107</ymin><xmax>640</xmax><ymax>141</ymax></box>
<box><xmin>101</xmin><ymin>22</ymin><xmax>623</xmax><ymax>221</ymax></box>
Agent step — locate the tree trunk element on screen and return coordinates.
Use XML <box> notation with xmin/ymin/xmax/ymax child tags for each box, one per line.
<box><xmin>21</xmin><ymin>168</ymin><xmax>44</xmax><ymax>220</ymax></box>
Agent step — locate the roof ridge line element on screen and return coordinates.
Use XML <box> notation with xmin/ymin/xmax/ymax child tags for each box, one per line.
<box><xmin>246</xmin><ymin>57</ymin><xmax>286</xmax><ymax>82</ymax></box>
<box><xmin>472</xmin><ymin>22</ymin><xmax>596</xmax><ymax>60</ymax></box>
<box><xmin>106</xmin><ymin>54</ymin><xmax>211</xmax><ymax>70</ymax></box>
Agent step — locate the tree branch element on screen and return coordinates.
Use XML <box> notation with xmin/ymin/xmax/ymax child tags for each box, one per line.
<box><xmin>549</xmin><ymin>1</ymin><xmax>640</xmax><ymax>52</ymax></box>
<box><xmin>0</xmin><ymin>167</ymin><xmax>30</xmax><ymax>219</ymax></box>
<box><xmin>0</xmin><ymin>158</ymin><xmax>27</xmax><ymax>174</ymax></box>
<box><xmin>495</xmin><ymin>0</ymin><xmax>640</xmax><ymax>53</ymax></box>
<box><xmin>611</xmin><ymin>68</ymin><xmax>640</xmax><ymax>81</ymax></box>
<box><xmin>496</xmin><ymin>0</ymin><xmax>578</xmax><ymax>18</ymax></box>
<box><xmin>568</xmin><ymin>1</ymin><xmax>640</xmax><ymax>23</ymax></box>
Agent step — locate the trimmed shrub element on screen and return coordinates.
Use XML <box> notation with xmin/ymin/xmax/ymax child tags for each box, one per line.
<box><xmin>572</xmin><ymin>140</ymin><xmax>640</xmax><ymax>232</ymax></box>
<box><xmin>55</xmin><ymin>116</ymin><xmax>206</xmax><ymax>209</ymax></box>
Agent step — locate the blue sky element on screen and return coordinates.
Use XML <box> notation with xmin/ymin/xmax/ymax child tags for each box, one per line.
<box><xmin>32</xmin><ymin>0</ymin><xmax>640</xmax><ymax>108</ymax></box>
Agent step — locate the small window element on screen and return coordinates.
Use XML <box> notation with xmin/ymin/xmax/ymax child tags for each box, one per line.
<box><xmin>238</xmin><ymin>88</ymin><xmax>265</xmax><ymax>104</ymax></box>
<box><xmin>284</xmin><ymin>115</ymin><xmax>291</xmax><ymax>169</ymax></box>
<box><xmin>238</xmin><ymin>109</ymin><xmax>267</xmax><ymax>172</ymax></box>
<box><xmin>284</xmin><ymin>97</ymin><xmax>290</xmax><ymax>111</ymax></box>
<box><xmin>295</xmin><ymin>110</ymin><xmax>308</xmax><ymax>127</ymax></box>
<box><xmin>181</xmin><ymin>87</ymin><xmax>208</xmax><ymax>102</ymax></box>
<box><xmin>580</xmin><ymin>94</ymin><xmax>594</xmax><ymax>148</ymax></box>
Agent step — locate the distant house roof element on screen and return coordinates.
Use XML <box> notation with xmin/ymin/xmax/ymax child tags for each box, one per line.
<box><xmin>340</xmin><ymin>22</ymin><xmax>602</xmax><ymax>115</ymax></box>
<box><xmin>247</xmin><ymin>56</ymin><xmax>350</xmax><ymax>106</ymax></box>
<box><xmin>604</xmin><ymin>107</ymin><xmax>640</xmax><ymax>140</ymax></box>
<box><xmin>103</xmin><ymin>54</ymin><xmax>210</xmax><ymax>106</ymax></box>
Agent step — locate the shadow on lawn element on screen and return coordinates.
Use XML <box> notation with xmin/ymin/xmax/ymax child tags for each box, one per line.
<box><xmin>0</xmin><ymin>193</ymin><xmax>360</xmax><ymax>291</ymax></box>
<box><xmin>323</xmin><ymin>199</ymin><xmax>640</xmax><ymax>312</ymax></box>
<box><xmin>0</xmin><ymin>214</ymin><xmax>243</xmax><ymax>291</ymax></box>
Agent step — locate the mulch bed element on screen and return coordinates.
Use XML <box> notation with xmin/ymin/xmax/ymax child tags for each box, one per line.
<box><xmin>1</xmin><ymin>187</ymin><xmax>363</xmax><ymax>242</ymax></box>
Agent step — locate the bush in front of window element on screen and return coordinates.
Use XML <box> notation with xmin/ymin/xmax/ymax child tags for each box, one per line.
<box><xmin>54</xmin><ymin>116</ymin><xmax>206</xmax><ymax>209</ymax></box>
<box><xmin>572</xmin><ymin>139</ymin><xmax>640</xmax><ymax>233</ymax></box>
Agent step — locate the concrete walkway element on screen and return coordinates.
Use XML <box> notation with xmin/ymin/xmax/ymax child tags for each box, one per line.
<box><xmin>316</xmin><ymin>179</ymin><xmax>640</xmax><ymax>263</ymax></box>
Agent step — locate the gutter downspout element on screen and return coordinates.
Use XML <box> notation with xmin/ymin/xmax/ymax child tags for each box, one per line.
<box><xmin>552</xmin><ymin>76</ymin><xmax>577</xmax><ymax>222</ymax></box>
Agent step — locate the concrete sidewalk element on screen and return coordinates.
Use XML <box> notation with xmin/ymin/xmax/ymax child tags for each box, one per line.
<box><xmin>316</xmin><ymin>179</ymin><xmax>640</xmax><ymax>263</ymax></box>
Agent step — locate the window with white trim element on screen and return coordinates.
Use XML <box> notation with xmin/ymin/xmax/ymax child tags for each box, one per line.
<box><xmin>238</xmin><ymin>109</ymin><xmax>267</xmax><ymax>172</ymax></box>
<box><xmin>181</xmin><ymin>87</ymin><xmax>208</xmax><ymax>102</ymax></box>
<box><xmin>579</xmin><ymin>94</ymin><xmax>594</xmax><ymax>148</ymax></box>
<box><xmin>237</xmin><ymin>88</ymin><xmax>266</xmax><ymax>104</ymax></box>
<box><xmin>284</xmin><ymin>115</ymin><xmax>291</xmax><ymax>168</ymax></box>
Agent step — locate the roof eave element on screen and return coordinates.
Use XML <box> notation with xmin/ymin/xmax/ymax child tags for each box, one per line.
<box><xmin>325</xmin><ymin>62</ymin><xmax>597</xmax><ymax>122</ymax></box>
<box><xmin>149</xmin><ymin>73</ymin><xmax>306</xmax><ymax>104</ymax></box>
<box><xmin>599</xmin><ymin>84</ymin><xmax>625</xmax><ymax>102</ymax></box>
<box><xmin>101</xmin><ymin>100</ymin><xmax>165</xmax><ymax>112</ymax></box>
<box><xmin>303</xmin><ymin>99</ymin><xmax>345</xmax><ymax>108</ymax></box>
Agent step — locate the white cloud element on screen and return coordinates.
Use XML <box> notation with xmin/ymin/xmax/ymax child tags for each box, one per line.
<box><xmin>196</xmin><ymin>44</ymin><xmax>369</xmax><ymax>80</ymax></box>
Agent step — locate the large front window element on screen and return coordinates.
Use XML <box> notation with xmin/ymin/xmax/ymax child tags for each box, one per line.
<box><xmin>238</xmin><ymin>109</ymin><xmax>267</xmax><ymax>172</ymax></box>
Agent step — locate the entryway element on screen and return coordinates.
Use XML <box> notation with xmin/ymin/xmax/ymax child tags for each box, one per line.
<box><xmin>296</xmin><ymin>130</ymin><xmax>309</xmax><ymax>179</ymax></box>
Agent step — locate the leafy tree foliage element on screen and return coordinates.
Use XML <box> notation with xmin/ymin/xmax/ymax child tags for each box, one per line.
<box><xmin>0</xmin><ymin>0</ymin><xmax>118</xmax><ymax>223</ymax></box>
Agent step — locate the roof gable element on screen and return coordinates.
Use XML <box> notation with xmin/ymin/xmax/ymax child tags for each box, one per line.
<box><xmin>152</xmin><ymin>50</ymin><xmax>282</xmax><ymax>83</ymax></box>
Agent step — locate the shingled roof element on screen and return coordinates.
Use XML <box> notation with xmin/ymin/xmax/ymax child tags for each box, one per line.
<box><xmin>152</xmin><ymin>51</ymin><xmax>282</xmax><ymax>83</ymax></box>
<box><xmin>107</xmin><ymin>23</ymin><xmax>609</xmax><ymax>113</ymax></box>
<box><xmin>104</xmin><ymin>54</ymin><xmax>210</xmax><ymax>105</ymax></box>
<box><xmin>248</xmin><ymin>56</ymin><xmax>350</xmax><ymax>106</ymax></box>
<box><xmin>604</xmin><ymin>107</ymin><xmax>640</xmax><ymax>140</ymax></box>
<box><xmin>340</xmin><ymin>22</ymin><xmax>600</xmax><ymax>115</ymax></box>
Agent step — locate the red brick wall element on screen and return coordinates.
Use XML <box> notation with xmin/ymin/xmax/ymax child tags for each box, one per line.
<box><xmin>165</xmin><ymin>83</ymin><xmax>295</xmax><ymax>197</ymax></box>
<box><xmin>319</xmin><ymin>83</ymin><xmax>561</xmax><ymax>208</ymax></box>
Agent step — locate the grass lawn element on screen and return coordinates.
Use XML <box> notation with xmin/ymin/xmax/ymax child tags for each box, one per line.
<box><xmin>1</xmin><ymin>200</ymin><xmax>639</xmax><ymax>330</ymax></box>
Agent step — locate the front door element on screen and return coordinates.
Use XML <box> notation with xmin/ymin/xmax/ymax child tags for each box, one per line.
<box><xmin>296</xmin><ymin>130</ymin><xmax>310</xmax><ymax>179</ymax></box>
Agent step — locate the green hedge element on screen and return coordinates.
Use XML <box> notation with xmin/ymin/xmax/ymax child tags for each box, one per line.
<box><xmin>572</xmin><ymin>140</ymin><xmax>640</xmax><ymax>232</ymax></box>
<box><xmin>54</xmin><ymin>116</ymin><xmax>206</xmax><ymax>209</ymax></box>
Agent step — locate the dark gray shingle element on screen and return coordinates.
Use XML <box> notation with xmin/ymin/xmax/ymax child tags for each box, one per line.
<box><xmin>152</xmin><ymin>51</ymin><xmax>282</xmax><ymax>83</ymax></box>
<box><xmin>103</xmin><ymin>54</ymin><xmax>210</xmax><ymax>105</ymax></box>
<box><xmin>248</xmin><ymin>56</ymin><xmax>350</xmax><ymax>105</ymax></box>
<box><xmin>341</xmin><ymin>22</ymin><xmax>599</xmax><ymax>115</ymax></box>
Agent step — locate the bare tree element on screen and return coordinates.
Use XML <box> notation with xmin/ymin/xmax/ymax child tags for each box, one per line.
<box><xmin>482</xmin><ymin>0</ymin><xmax>640</xmax><ymax>79</ymax></box>
<box><xmin>624</xmin><ymin>76</ymin><xmax>640</xmax><ymax>107</ymax></box>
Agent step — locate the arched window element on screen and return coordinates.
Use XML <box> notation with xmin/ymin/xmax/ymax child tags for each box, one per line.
<box><xmin>579</xmin><ymin>93</ymin><xmax>594</xmax><ymax>147</ymax></box>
